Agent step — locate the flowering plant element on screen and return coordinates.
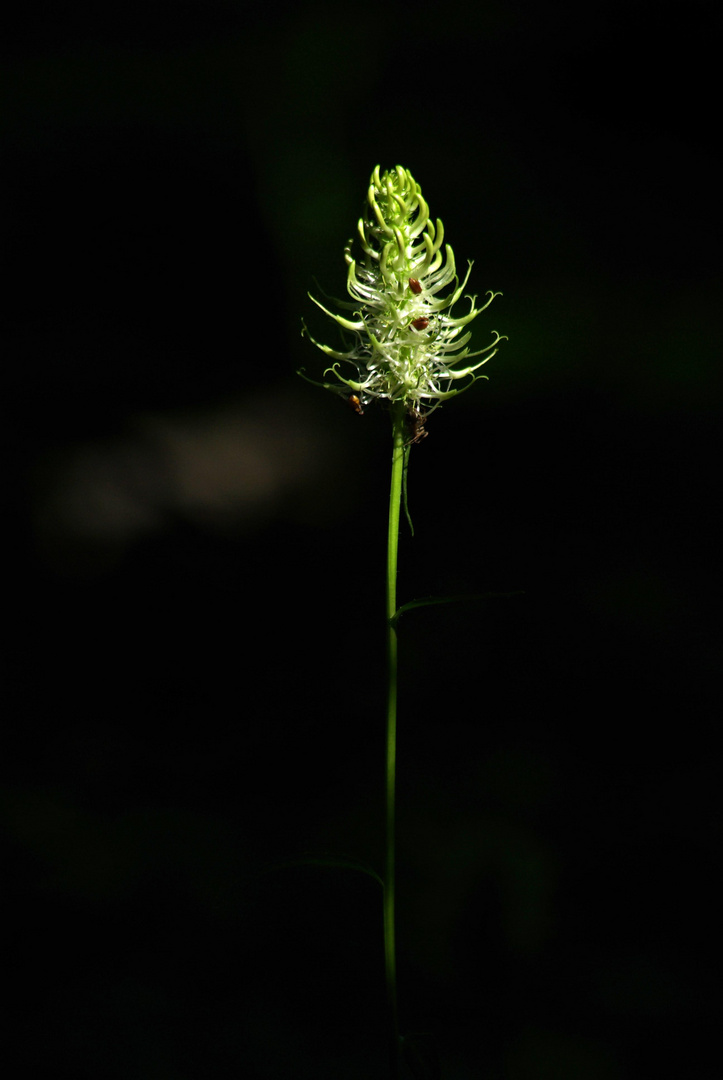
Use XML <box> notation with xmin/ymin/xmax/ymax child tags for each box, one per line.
<box><xmin>301</xmin><ymin>164</ymin><xmax>503</xmax><ymax>425</ymax></box>
<box><xmin>298</xmin><ymin>165</ymin><xmax>506</xmax><ymax>1078</ymax></box>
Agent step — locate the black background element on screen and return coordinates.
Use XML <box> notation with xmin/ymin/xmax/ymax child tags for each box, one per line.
<box><xmin>2</xmin><ymin>2</ymin><xmax>721</xmax><ymax>1077</ymax></box>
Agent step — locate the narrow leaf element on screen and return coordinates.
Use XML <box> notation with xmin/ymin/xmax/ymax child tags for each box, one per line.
<box><xmin>390</xmin><ymin>590</ymin><xmax>524</xmax><ymax>628</ymax></box>
<box><xmin>260</xmin><ymin>852</ymin><xmax>384</xmax><ymax>889</ymax></box>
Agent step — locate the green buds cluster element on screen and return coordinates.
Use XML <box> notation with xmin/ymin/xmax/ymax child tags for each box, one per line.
<box><xmin>301</xmin><ymin>164</ymin><xmax>504</xmax><ymax>419</ymax></box>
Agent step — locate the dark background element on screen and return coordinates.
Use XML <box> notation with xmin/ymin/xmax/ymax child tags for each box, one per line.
<box><xmin>2</xmin><ymin>2</ymin><xmax>721</xmax><ymax>1077</ymax></box>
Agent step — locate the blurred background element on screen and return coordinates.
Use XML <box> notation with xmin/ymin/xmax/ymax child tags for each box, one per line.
<box><xmin>2</xmin><ymin>2</ymin><xmax>720</xmax><ymax>1077</ymax></box>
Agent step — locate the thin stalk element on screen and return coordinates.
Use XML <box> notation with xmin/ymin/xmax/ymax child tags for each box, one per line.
<box><xmin>385</xmin><ymin>401</ymin><xmax>406</xmax><ymax>1078</ymax></box>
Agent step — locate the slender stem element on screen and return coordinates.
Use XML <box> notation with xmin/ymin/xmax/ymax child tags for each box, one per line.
<box><xmin>385</xmin><ymin>401</ymin><xmax>406</xmax><ymax>1077</ymax></box>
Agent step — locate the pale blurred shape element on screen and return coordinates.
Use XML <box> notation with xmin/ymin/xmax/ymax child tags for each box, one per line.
<box><xmin>33</xmin><ymin>385</ymin><xmax>347</xmax><ymax>572</ymax></box>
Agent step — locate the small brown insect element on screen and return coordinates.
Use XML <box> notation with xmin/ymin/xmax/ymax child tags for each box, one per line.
<box><xmin>411</xmin><ymin>316</ymin><xmax>429</xmax><ymax>331</ymax></box>
<box><xmin>347</xmin><ymin>393</ymin><xmax>364</xmax><ymax>415</ymax></box>
<box><xmin>404</xmin><ymin>405</ymin><xmax>428</xmax><ymax>446</ymax></box>
<box><xmin>408</xmin><ymin>277</ymin><xmax>422</xmax><ymax>295</ymax></box>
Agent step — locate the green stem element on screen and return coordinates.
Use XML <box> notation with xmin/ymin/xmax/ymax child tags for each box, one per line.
<box><xmin>385</xmin><ymin>401</ymin><xmax>406</xmax><ymax>1077</ymax></box>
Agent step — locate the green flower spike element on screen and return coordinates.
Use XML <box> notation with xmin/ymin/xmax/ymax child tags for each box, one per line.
<box><xmin>301</xmin><ymin>164</ymin><xmax>505</xmax><ymax>423</ymax></box>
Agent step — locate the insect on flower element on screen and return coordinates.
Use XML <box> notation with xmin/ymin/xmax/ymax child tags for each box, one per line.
<box><xmin>347</xmin><ymin>393</ymin><xmax>364</xmax><ymax>415</ymax></box>
<box><xmin>411</xmin><ymin>316</ymin><xmax>429</xmax><ymax>331</ymax></box>
<box><xmin>408</xmin><ymin>277</ymin><xmax>423</xmax><ymax>295</ymax></box>
<box><xmin>404</xmin><ymin>406</ymin><xmax>428</xmax><ymax>446</ymax></box>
